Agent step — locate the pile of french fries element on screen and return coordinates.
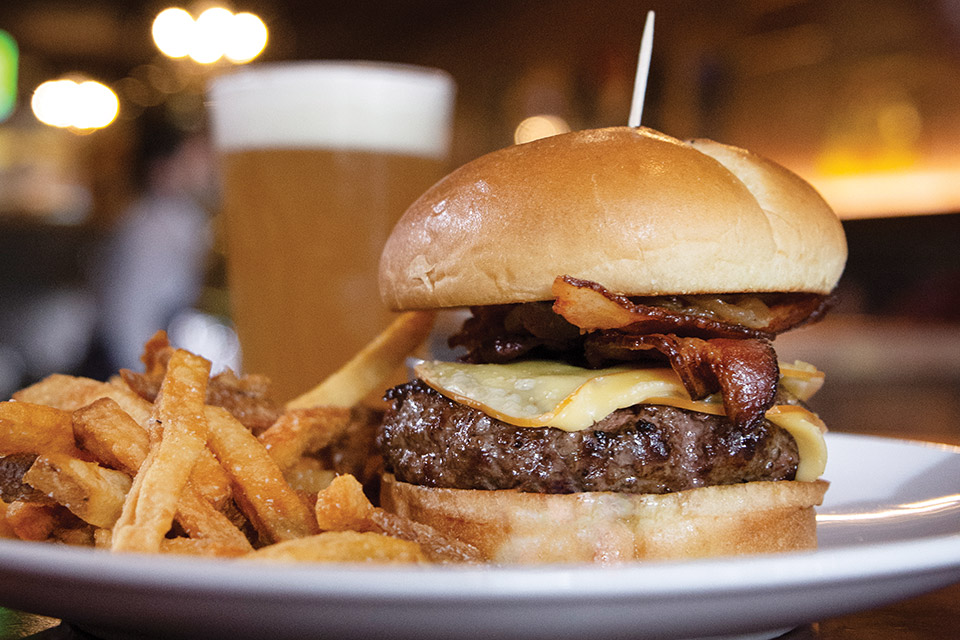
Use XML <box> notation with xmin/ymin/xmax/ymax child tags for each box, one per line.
<box><xmin>0</xmin><ymin>312</ymin><xmax>478</xmax><ymax>563</ymax></box>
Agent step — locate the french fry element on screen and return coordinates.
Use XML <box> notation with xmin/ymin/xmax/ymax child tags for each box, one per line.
<box><xmin>173</xmin><ymin>487</ymin><xmax>253</xmax><ymax>552</ymax></box>
<box><xmin>112</xmin><ymin>350</ymin><xmax>211</xmax><ymax>553</ymax></box>
<box><xmin>84</xmin><ymin>356</ymin><xmax>239</xmax><ymax>542</ymax></box>
<box><xmin>4</xmin><ymin>500</ymin><xmax>92</xmax><ymax>545</ymax></box>
<box><xmin>246</xmin><ymin>531</ymin><xmax>425</xmax><ymax>564</ymax></box>
<box><xmin>93</xmin><ymin>527</ymin><xmax>112</xmax><ymax>549</ymax></box>
<box><xmin>13</xmin><ymin>374</ymin><xmax>113</xmax><ymax>409</ymax></box>
<box><xmin>13</xmin><ymin>375</ymin><xmax>153</xmax><ymax>425</ymax></box>
<box><xmin>0</xmin><ymin>453</ymin><xmax>54</xmax><ymax>503</ymax></box>
<box><xmin>99</xmin><ymin>388</ymin><xmax>233</xmax><ymax>506</ymax></box>
<box><xmin>5</xmin><ymin>329</ymin><xmax>469</xmax><ymax>564</ymax></box>
<box><xmin>142</xmin><ymin>330</ymin><xmax>175</xmax><ymax>375</ymax></box>
<box><xmin>0</xmin><ymin>402</ymin><xmax>84</xmax><ymax>458</ymax></box>
<box><xmin>314</xmin><ymin>474</ymin><xmax>378</xmax><ymax>533</ymax></box>
<box><xmin>51</xmin><ymin>525</ymin><xmax>95</xmax><ymax>547</ymax></box>
<box><xmin>257</xmin><ymin>406</ymin><xmax>352</xmax><ymax>471</ymax></box>
<box><xmin>72</xmin><ymin>397</ymin><xmax>233</xmax><ymax>535</ymax></box>
<box><xmin>119</xmin><ymin>369</ymin><xmax>161</xmax><ymax>405</ymax></box>
<box><xmin>112</xmin><ymin>331</ymin><xmax>174</xmax><ymax>404</ymax></box>
<box><xmin>283</xmin><ymin>457</ymin><xmax>336</xmax><ymax>495</ymax></box>
<box><xmin>315</xmin><ymin>474</ymin><xmax>481</xmax><ymax>564</ymax></box>
<box><xmin>286</xmin><ymin>311</ymin><xmax>435</xmax><ymax>409</ymax></box>
<box><xmin>72</xmin><ymin>398</ymin><xmax>149</xmax><ymax>474</ymax></box>
<box><xmin>5</xmin><ymin>501</ymin><xmax>57</xmax><ymax>541</ymax></box>
<box><xmin>0</xmin><ymin>500</ymin><xmax>16</xmax><ymax>538</ymax></box>
<box><xmin>74</xmin><ymin>396</ymin><xmax>231</xmax><ymax>507</ymax></box>
<box><xmin>124</xmin><ymin>332</ymin><xmax>281</xmax><ymax>433</ymax></box>
<box><xmin>99</xmin><ymin>380</ymin><xmax>155</xmax><ymax>427</ymax></box>
<box><xmin>160</xmin><ymin>536</ymin><xmax>251</xmax><ymax>558</ymax></box>
<box><xmin>369</xmin><ymin>510</ymin><xmax>481</xmax><ymax>564</ymax></box>
<box><xmin>23</xmin><ymin>454</ymin><xmax>132</xmax><ymax>529</ymax></box>
<box><xmin>206</xmin><ymin>406</ymin><xmax>317</xmax><ymax>543</ymax></box>
<box><xmin>186</xmin><ymin>451</ymin><xmax>233</xmax><ymax>509</ymax></box>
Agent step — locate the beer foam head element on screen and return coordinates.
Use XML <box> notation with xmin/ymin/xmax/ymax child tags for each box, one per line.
<box><xmin>209</xmin><ymin>62</ymin><xmax>455</xmax><ymax>159</ymax></box>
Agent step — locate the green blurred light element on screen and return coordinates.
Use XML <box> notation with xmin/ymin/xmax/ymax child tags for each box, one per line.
<box><xmin>0</xmin><ymin>30</ymin><xmax>18</xmax><ymax>123</ymax></box>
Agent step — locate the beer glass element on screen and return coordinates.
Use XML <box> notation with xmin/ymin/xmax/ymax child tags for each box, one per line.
<box><xmin>208</xmin><ymin>62</ymin><xmax>455</xmax><ymax>401</ymax></box>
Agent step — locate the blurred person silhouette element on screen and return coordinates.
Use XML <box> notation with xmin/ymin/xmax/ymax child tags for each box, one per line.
<box><xmin>91</xmin><ymin>108</ymin><xmax>215</xmax><ymax>373</ymax></box>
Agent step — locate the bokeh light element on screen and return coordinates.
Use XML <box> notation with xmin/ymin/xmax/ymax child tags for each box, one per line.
<box><xmin>152</xmin><ymin>7</ymin><xmax>268</xmax><ymax>65</ymax></box>
<box><xmin>152</xmin><ymin>8</ymin><xmax>194</xmax><ymax>58</ymax></box>
<box><xmin>225</xmin><ymin>13</ymin><xmax>268</xmax><ymax>63</ymax></box>
<box><xmin>190</xmin><ymin>7</ymin><xmax>234</xmax><ymax>64</ymax></box>
<box><xmin>31</xmin><ymin>80</ymin><xmax>73</xmax><ymax>128</ymax></box>
<box><xmin>74</xmin><ymin>81</ymin><xmax>121</xmax><ymax>129</ymax></box>
<box><xmin>32</xmin><ymin>79</ymin><xmax>119</xmax><ymax>130</ymax></box>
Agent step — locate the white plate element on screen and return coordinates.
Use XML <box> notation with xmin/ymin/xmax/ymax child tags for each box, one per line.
<box><xmin>0</xmin><ymin>433</ymin><xmax>958</xmax><ymax>640</ymax></box>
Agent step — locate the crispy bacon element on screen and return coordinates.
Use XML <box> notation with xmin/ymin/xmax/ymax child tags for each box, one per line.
<box><xmin>448</xmin><ymin>277</ymin><xmax>825</xmax><ymax>429</ymax></box>
<box><xmin>552</xmin><ymin>276</ymin><xmax>830</xmax><ymax>339</ymax></box>
<box><xmin>586</xmin><ymin>333</ymin><xmax>779</xmax><ymax>429</ymax></box>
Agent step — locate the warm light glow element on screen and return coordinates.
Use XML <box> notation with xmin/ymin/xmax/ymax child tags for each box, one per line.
<box><xmin>189</xmin><ymin>7</ymin><xmax>234</xmax><ymax>64</ymax></box>
<box><xmin>31</xmin><ymin>79</ymin><xmax>119</xmax><ymax>130</ymax></box>
<box><xmin>808</xmin><ymin>167</ymin><xmax>960</xmax><ymax>219</ymax></box>
<box><xmin>74</xmin><ymin>81</ymin><xmax>120</xmax><ymax>129</ymax></box>
<box><xmin>225</xmin><ymin>13</ymin><xmax>268</xmax><ymax>63</ymax></box>
<box><xmin>153</xmin><ymin>7</ymin><xmax>268</xmax><ymax>64</ymax></box>
<box><xmin>31</xmin><ymin>80</ymin><xmax>74</xmax><ymax>127</ymax></box>
<box><xmin>876</xmin><ymin>101</ymin><xmax>922</xmax><ymax>148</ymax></box>
<box><xmin>514</xmin><ymin>114</ymin><xmax>571</xmax><ymax>145</ymax></box>
<box><xmin>152</xmin><ymin>8</ymin><xmax>194</xmax><ymax>58</ymax></box>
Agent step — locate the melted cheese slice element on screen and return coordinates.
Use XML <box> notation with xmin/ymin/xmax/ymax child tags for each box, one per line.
<box><xmin>415</xmin><ymin>359</ymin><xmax>828</xmax><ymax>481</ymax></box>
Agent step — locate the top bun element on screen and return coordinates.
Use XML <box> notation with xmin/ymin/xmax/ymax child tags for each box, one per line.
<box><xmin>379</xmin><ymin>127</ymin><xmax>847</xmax><ymax>310</ymax></box>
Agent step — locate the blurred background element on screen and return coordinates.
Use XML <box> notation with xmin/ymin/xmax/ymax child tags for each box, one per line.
<box><xmin>0</xmin><ymin>0</ymin><xmax>957</xmax><ymax>443</ymax></box>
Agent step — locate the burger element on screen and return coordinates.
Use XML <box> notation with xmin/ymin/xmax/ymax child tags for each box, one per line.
<box><xmin>375</xmin><ymin>126</ymin><xmax>846</xmax><ymax>564</ymax></box>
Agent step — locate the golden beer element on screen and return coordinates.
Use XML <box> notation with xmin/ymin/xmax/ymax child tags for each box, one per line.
<box><xmin>210</xmin><ymin>63</ymin><xmax>454</xmax><ymax>401</ymax></box>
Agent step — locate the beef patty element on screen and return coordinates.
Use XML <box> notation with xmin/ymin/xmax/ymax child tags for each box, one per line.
<box><xmin>378</xmin><ymin>380</ymin><xmax>799</xmax><ymax>494</ymax></box>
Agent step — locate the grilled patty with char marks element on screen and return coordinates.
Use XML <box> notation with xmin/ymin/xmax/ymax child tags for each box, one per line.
<box><xmin>378</xmin><ymin>380</ymin><xmax>800</xmax><ymax>494</ymax></box>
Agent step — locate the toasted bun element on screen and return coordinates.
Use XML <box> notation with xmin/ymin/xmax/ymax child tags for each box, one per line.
<box><xmin>381</xmin><ymin>473</ymin><xmax>828</xmax><ymax>564</ymax></box>
<box><xmin>379</xmin><ymin>127</ymin><xmax>847</xmax><ymax>310</ymax></box>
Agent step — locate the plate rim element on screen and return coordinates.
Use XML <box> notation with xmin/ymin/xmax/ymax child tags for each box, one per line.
<box><xmin>1</xmin><ymin>531</ymin><xmax>959</xmax><ymax>600</ymax></box>
<box><xmin>0</xmin><ymin>432</ymin><xmax>958</xmax><ymax>603</ymax></box>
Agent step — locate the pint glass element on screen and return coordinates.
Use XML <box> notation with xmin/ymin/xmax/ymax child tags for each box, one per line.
<box><xmin>209</xmin><ymin>63</ymin><xmax>454</xmax><ymax>401</ymax></box>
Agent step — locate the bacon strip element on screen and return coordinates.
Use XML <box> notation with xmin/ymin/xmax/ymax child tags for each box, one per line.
<box><xmin>586</xmin><ymin>333</ymin><xmax>779</xmax><ymax>430</ymax></box>
<box><xmin>552</xmin><ymin>276</ymin><xmax>829</xmax><ymax>339</ymax></box>
<box><xmin>451</xmin><ymin>277</ymin><xmax>806</xmax><ymax>428</ymax></box>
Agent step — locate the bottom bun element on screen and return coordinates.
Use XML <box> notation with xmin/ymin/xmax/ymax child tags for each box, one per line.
<box><xmin>380</xmin><ymin>474</ymin><xmax>829</xmax><ymax>564</ymax></box>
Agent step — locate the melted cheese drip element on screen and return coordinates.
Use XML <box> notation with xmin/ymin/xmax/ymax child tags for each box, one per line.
<box><xmin>415</xmin><ymin>359</ymin><xmax>828</xmax><ymax>481</ymax></box>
